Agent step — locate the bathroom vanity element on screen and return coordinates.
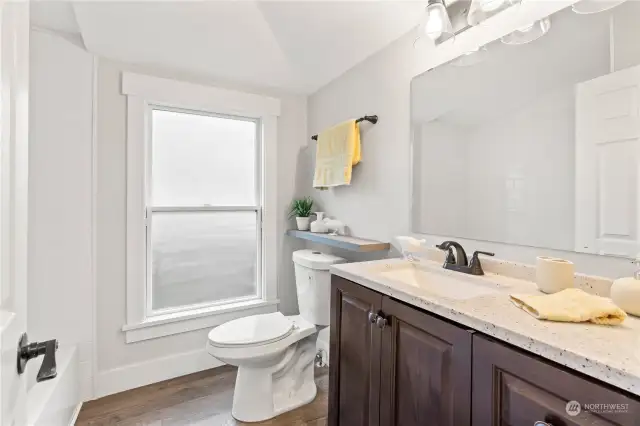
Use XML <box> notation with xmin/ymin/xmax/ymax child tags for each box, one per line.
<box><xmin>328</xmin><ymin>260</ymin><xmax>640</xmax><ymax>426</ymax></box>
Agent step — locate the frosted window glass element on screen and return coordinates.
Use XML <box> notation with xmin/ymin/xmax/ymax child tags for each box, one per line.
<box><xmin>151</xmin><ymin>211</ymin><xmax>257</xmax><ymax>310</ymax></box>
<box><xmin>151</xmin><ymin>109</ymin><xmax>256</xmax><ymax>206</ymax></box>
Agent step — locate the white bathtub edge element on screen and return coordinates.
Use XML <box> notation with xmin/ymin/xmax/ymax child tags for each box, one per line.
<box><xmin>27</xmin><ymin>345</ymin><xmax>80</xmax><ymax>426</ymax></box>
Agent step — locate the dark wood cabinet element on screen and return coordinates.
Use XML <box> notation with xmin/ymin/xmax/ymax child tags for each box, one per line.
<box><xmin>329</xmin><ymin>276</ymin><xmax>383</xmax><ymax>426</ymax></box>
<box><xmin>329</xmin><ymin>275</ymin><xmax>640</xmax><ymax>426</ymax></box>
<box><xmin>330</xmin><ymin>276</ymin><xmax>472</xmax><ymax>426</ymax></box>
<box><xmin>472</xmin><ymin>335</ymin><xmax>640</xmax><ymax>426</ymax></box>
<box><xmin>379</xmin><ymin>297</ymin><xmax>472</xmax><ymax>426</ymax></box>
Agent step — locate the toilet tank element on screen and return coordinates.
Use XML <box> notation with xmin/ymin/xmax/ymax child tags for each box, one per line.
<box><xmin>292</xmin><ymin>250</ymin><xmax>346</xmax><ymax>326</ymax></box>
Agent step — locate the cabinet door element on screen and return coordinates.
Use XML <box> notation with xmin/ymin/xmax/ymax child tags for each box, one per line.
<box><xmin>473</xmin><ymin>335</ymin><xmax>640</xmax><ymax>425</ymax></box>
<box><xmin>379</xmin><ymin>297</ymin><xmax>473</xmax><ymax>426</ymax></box>
<box><xmin>329</xmin><ymin>276</ymin><xmax>383</xmax><ymax>426</ymax></box>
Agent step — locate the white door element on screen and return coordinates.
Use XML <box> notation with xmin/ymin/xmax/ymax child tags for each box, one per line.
<box><xmin>575</xmin><ymin>64</ymin><xmax>640</xmax><ymax>257</ymax></box>
<box><xmin>0</xmin><ymin>1</ymin><xmax>30</xmax><ymax>425</ymax></box>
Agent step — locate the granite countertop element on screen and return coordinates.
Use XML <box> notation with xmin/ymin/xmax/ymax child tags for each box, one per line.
<box><xmin>330</xmin><ymin>258</ymin><xmax>640</xmax><ymax>397</ymax></box>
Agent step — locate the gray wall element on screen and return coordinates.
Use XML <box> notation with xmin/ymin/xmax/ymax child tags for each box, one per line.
<box><xmin>307</xmin><ymin>25</ymin><xmax>635</xmax><ymax>280</ymax></box>
<box><xmin>95</xmin><ymin>57</ymin><xmax>307</xmax><ymax>376</ymax></box>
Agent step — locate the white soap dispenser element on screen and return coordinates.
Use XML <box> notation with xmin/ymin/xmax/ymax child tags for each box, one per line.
<box><xmin>610</xmin><ymin>257</ymin><xmax>640</xmax><ymax>317</ymax></box>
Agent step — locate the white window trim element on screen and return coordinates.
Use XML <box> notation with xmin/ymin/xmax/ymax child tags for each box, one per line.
<box><xmin>122</xmin><ymin>72</ymin><xmax>281</xmax><ymax>342</ymax></box>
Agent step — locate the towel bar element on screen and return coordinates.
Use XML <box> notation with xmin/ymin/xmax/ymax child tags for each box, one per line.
<box><xmin>311</xmin><ymin>115</ymin><xmax>378</xmax><ymax>140</ymax></box>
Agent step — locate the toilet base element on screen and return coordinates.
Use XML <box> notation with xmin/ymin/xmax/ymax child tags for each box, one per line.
<box><xmin>230</xmin><ymin>334</ymin><xmax>319</xmax><ymax>423</ymax></box>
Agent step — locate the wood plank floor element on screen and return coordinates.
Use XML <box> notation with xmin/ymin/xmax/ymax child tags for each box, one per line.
<box><xmin>75</xmin><ymin>366</ymin><xmax>328</xmax><ymax>426</ymax></box>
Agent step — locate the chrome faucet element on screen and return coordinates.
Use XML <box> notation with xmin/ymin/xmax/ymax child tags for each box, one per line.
<box><xmin>436</xmin><ymin>241</ymin><xmax>494</xmax><ymax>276</ymax></box>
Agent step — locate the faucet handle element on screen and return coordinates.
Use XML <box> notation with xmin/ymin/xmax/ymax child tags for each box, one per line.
<box><xmin>469</xmin><ymin>251</ymin><xmax>495</xmax><ymax>275</ymax></box>
<box><xmin>473</xmin><ymin>251</ymin><xmax>495</xmax><ymax>258</ymax></box>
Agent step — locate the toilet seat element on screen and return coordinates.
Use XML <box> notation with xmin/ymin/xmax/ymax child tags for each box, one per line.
<box><xmin>208</xmin><ymin>312</ymin><xmax>295</xmax><ymax>348</ymax></box>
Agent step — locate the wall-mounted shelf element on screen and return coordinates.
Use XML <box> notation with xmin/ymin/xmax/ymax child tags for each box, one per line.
<box><xmin>286</xmin><ymin>230</ymin><xmax>390</xmax><ymax>253</ymax></box>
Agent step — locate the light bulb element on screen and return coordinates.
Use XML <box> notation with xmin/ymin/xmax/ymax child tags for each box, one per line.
<box><xmin>425</xmin><ymin>7</ymin><xmax>445</xmax><ymax>39</ymax></box>
<box><xmin>501</xmin><ymin>17</ymin><xmax>551</xmax><ymax>45</ymax></box>
<box><xmin>517</xmin><ymin>23</ymin><xmax>535</xmax><ymax>32</ymax></box>
<box><xmin>423</xmin><ymin>1</ymin><xmax>453</xmax><ymax>41</ymax></box>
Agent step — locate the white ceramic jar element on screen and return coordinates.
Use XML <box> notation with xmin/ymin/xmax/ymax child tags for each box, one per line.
<box><xmin>610</xmin><ymin>260</ymin><xmax>640</xmax><ymax>317</ymax></box>
<box><xmin>310</xmin><ymin>212</ymin><xmax>328</xmax><ymax>233</ymax></box>
<box><xmin>536</xmin><ymin>256</ymin><xmax>574</xmax><ymax>294</ymax></box>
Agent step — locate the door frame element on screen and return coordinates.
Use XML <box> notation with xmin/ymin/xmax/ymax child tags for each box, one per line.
<box><xmin>0</xmin><ymin>1</ymin><xmax>31</xmax><ymax>424</ymax></box>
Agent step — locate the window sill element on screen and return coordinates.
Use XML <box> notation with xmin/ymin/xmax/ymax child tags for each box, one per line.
<box><xmin>122</xmin><ymin>298</ymin><xmax>279</xmax><ymax>343</ymax></box>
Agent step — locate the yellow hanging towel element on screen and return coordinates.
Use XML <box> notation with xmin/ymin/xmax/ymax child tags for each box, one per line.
<box><xmin>313</xmin><ymin>120</ymin><xmax>360</xmax><ymax>188</ymax></box>
<box><xmin>510</xmin><ymin>288</ymin><xmax>627</xmax><ymax>325</ymax></box>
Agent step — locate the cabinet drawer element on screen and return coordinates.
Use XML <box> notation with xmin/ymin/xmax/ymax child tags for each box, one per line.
<box><xmin>472</xmin><ymin>335</ymin><xmax>640</xmax><ymax>426</ymax></box>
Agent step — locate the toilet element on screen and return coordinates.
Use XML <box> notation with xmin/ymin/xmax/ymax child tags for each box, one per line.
<box><xmin>207</xmin><ymin>249</ymin><xmax>345</xmax><ymax>422</ymax></box>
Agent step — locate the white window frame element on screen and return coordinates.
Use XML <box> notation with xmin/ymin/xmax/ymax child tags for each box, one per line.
<box><xmin>122</xmin><ymin>73</ymin><xmax>280</xmax><ymax>343</ymax></box>
<box><xmin>144</xmin><ymin>106</ymin><xmax>263</xmax><ymax>318</ymax></box>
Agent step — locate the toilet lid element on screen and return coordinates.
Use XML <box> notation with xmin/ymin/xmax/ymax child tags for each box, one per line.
<box><xmin>208</xmin><ymin>312</ymin><xmax>295</xmax><ymax>347</ymax></box>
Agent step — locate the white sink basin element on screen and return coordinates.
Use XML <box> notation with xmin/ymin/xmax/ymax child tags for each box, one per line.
<box><xmin>370</xmin><ymin>262</ymin><xmax>507</xmax><ymax>301</ymax></box>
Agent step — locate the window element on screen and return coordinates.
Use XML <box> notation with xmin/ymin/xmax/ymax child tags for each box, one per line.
<box><xmin>122</xmin><ymin>73</ymin><xmax>280</xmax><ymax>342</ymax></box>
<box><xmin>148</xmin><ymin>109</ymin><xmax>260</xmax><ymax>314</ymax></box>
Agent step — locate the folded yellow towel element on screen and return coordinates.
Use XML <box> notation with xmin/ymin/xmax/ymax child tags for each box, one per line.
<box><xmin>510</xmin><ymin>288</ymin><xmax>626</xmax><ymax>325</ymax></box>
<box><xmin>313</xmin><ymin>120</ymin><xmax>360</xmax><ymax>188</ymax></box>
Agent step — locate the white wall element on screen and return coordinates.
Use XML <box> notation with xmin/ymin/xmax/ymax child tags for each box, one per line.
<box><xmin>307</xmin><ymin>29</ymin><xmax>636</xmax><ymax>280</ymax></box>
<box><xmin>94</xmin><ymin>57</ymin><xmax>306</xmax><ymax>396</ymax></box>
<box><xmin>415</xmin><ymin>121</ymin><xmax>468</xmax><ymax>238</ymax></box>
<box><xmin>28</xmin><ymin>29</ymin><xmax>94</xmax><ymax>398</ymax></box>
<box><xmin>613</xmin><ymin>1</ymin><xmax>640</xmax><ymax>72</ymax></box>
<box><xmin>307</xmin><ymin>32</ymin><xmax>429</xmax><ymax>246</ymax></box>
<box><xmin>466</xmin><ymin>87</ymin><xmax>578</xmax><ymax>251</ymax></box>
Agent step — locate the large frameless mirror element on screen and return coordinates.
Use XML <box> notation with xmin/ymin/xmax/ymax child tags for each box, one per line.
<box><xmin>411</xmin><ymin>1</ymin><xmax>640</xmax><ymax>257</ymax></box>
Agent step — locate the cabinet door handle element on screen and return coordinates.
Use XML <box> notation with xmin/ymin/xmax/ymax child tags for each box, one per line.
<box><xmin>542</xmin><ymin>414</ymin><xmax>567</xmax><ymax>426</ymax></box>
<box><xmin>376</xmin><ymin>315</ymin><xmax>388</xmax><ymax>329</ymax></box>
<box><xmin>368</xmin><ymin>311</ymin><xmax>378</xmax><ymax>324</ymax></box>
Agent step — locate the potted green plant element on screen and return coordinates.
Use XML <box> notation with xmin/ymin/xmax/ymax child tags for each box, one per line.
<box><xmin>289</xmin><ymin>197</ymin><xmax>314</xmax><ymax>231</ymax></box>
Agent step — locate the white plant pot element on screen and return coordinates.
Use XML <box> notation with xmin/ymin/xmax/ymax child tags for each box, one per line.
<box><xmin>296</xmin><ymin>217</ymin><xmax>310</xmax><ymax>231</ymax></box>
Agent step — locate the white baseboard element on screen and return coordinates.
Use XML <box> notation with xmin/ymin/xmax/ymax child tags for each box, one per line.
<box><xmin>94</xmin><ymin>348</ymin><xmax>224</xmax><ymax>398</ymax></box>
<box><xmin>69</xmin><ymin>403</ymin><xmax>82</xmax><ymax>426</ymax></box>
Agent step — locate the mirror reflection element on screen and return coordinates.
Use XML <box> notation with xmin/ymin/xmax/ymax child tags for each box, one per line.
<box><xmin>411</xmin><ymin>1</ymin><xmax>640</xmax><ymax>257</ymax></box>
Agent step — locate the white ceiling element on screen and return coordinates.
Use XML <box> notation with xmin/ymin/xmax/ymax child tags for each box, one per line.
<box><xmin>31</xmin><ymin>1</ymin><xmax>80</xmax><ymax>35</ymax></box>
<box><xmin>32</xmin><ymin>1</ymin><xmax>426</xmax><ymax>94</ymax></box>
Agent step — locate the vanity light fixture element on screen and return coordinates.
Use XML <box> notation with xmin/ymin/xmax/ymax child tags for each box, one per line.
<box><xmin>451</xmin><ymin>46</ymin><xmax>488</xmax><ymax>67</ymax></box>
<box><xmin>421</xmin><ymin>0</ymin><xmax>454</xmax><ymax>41</ymax></box>
<box><xmin>501</xmin><ymin>17</ymin><xmax>551</xmax><ymax>45</ymax></box>
<box><xmin>572</xmin><ymin>0</ymin><xmax>627</xmax><ymax>14</ymax></box>
<box><xmin>468</xmin><ymin>0</ymin><xmax>520</xmax><ymax>26</ymax></box>
<box><xmin>478</xmin><ymin>0</ymin><xmax>506</xmax><ymax>12</ymax></box>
